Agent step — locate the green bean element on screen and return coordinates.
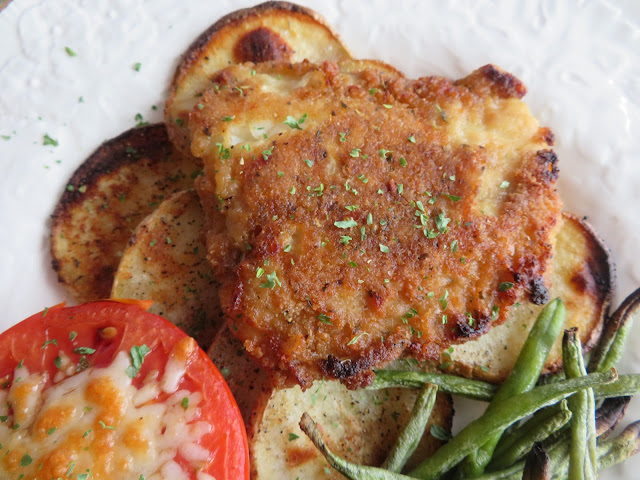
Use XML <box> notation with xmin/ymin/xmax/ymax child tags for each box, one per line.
<box><xmin>587</xmin><ymin>289</ymin><xmax>640</xmax><ymax>372</ymax></box>
<box><xmin>299</xmin><ymin>412</ymin><xmax>416</xmax><ymax>480</ymax></box>
<box><xmin>599</xmin><ymin>302</ymin><xmax>638</xmax><ymax>373</ymax></box>
<box><xmin>478</xmin><ymin>421</ymin><xmax>640</xmax><ymax>480</ymax></box>
<box><xmin>563</xmin><ymin>328</ymin><xmax>597</xmax><ymax>480</ymax></box>
<box><xmin>488</xmin><ymin>401</ymin><xmax>571</xmax><ymax>471</ymax></box>
<box><xmin>597</xmin><ymin>420</ymin><xmax>640</xmax><ymax>469</ymax></box>
<box><xmin>495</xmin><ymin>400</ymin><xmax>567</xmax><ymax>454</ymax></box>
<box><xmin>382</xmin><ymin>383</ymin><xmax>438</xmax><ymax>473</ymax></box>
<box><xmin>593</xmin><ymin>374</ymin><xmax>640</xmax><ymax>398</ymax></box>
<box><xmin>595</xmin><ymin>396</ymin><xmax>631</xmax><ymax>439</ymax></box>
<box><xmin>372</xmin><ymin>370</ymin><xmax>640</xmax><ymax>404</ymax></box>
<box><xmin>369</xmin><ymin>370</ymin><xmax>497</xmax><ymax>401</ymax></box>
<box><xmin>407</xmin><ymin>369</ymin><xmax>616</xmax><ymax>480</ymax></box>
<box><xmin>588</xmin><ymin>287</ymin><xmax>640</xmax><ymax>374</ymax></box>
<box><xmin>522</xmin><ymin>443</ymin><xmax>550</xmax><ymax>480</ymax></box>
<box><xmin>460</xmin><ymin>298</ymin><xmax>566</xmax><ymax>477</ymax></box>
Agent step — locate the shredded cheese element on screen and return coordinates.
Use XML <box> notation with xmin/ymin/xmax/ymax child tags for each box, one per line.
<box><xmin>0</xmin><ymin>344</ymin><xmax>213</xmax><ymax>479</ymax></box>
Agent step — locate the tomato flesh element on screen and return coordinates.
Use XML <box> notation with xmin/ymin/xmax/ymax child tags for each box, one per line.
<box><xmin>0</xmin><ymin>300</ymin><xmax>249</xmax><ymax>480</ymax></box>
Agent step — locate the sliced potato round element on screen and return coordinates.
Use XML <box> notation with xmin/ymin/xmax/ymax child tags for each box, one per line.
<box><xmin>447</xmin><ymin>213</ymin><xmax>613</xmax><ymax>382</ymax></box>
<box><xmin>165</xmin><ymin>1</ymin><xmax>351</xmax><ymax>153</ymax></box>
<box><xmin>51</xmin><ymin>124</ymin><xmax>200</xmax><ymax>302</ymax></box>
<box><xmin>207</xmin><ymin>327</ymin><xmax>453</xmax><ymax>479</ymax></box>
<box><xmin>111</xmin><ymin>189</ymin><xmax>223</xmax><ymax>348</ymax></box>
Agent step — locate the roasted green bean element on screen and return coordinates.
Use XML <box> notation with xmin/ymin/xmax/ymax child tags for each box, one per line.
<box><xmin>382</xmin><ymin>383</ymin><xmax>438</xmax><ymax>473</ymax></box>
<box><xmin>522</xmin><ymin>443</ymin><xmax>550</xmax><ymax>480</ymax></box>
<box><xmin>460</xmin><ymin>298</ymin><xmax>566</xmax><ymax>477</ymax></box>
<box><xmin>369</xmin><ymin>370</ymin><xmax>497</xmax><ymax>401</ymax></box>
<box><xmin>477</xmin><ymin>420</ymin><xmax>640</xmax><ymax>480</ymax></box>
<box><xmin>588</xmin><ymin>287</ymin><xmax>640</xmax><ymax>373</ymax></box>
<box><xmin>563</xmin><ymin>328</ymin><xmax>597</xmax><ymax>480</ymax></box>
<box><xmin>299</xmin><ymin>412</ymin><xmax>417</xmax><ymax>480</ymax></box>
<box><xmin>408</xmin><ymin>369</ymin><xmax>616</xmax><ymax>480</ymax></box>
<box><xmin>371</xmin><ymin>371</ymin><xmax>640</xmax><ymax>403</ymax></box>
<box><xmin>488</xmin><ymin>401</ymin><xmax>571</xmax><ymax>470</ymax></box>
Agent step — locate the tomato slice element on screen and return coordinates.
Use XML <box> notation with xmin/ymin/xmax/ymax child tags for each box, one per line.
<box><xmin>0</xmin><ymin>300</ymin><xmax>249</xmax><ymax>480</ymax></box>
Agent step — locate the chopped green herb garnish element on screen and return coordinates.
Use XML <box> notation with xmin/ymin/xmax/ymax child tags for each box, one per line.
<box><xmin>262</xmin><ymin>147</ymin><xmax>274</xmax><ymax>160</ymax></box>
<box><xmin>73</xmin><ymin>347</ymin><xmax>96</xmax><ymax>355</ymax></box>
<box><xmin>350</xmin><ymin>148</ymin><xmax>361</xmax><ymax>158</ymax></box>
<box><xmin>317</xmin><ymin>314</ymin><xmax>332</xmax><ymax>325</ymax></box>
<box><xmin>98</xmin><ymin>421</ymin><xmax>116</xmax><ymax>430</ymax></box>
<box><xmin>379</xmin><ymin>244</ymin><xmax>389</xmax><ymax>253</ymax></box>
<box><xmin>499</xmin><ymin>282</ymin><xmax>514</xmax><ymax>291</ymax></box>
<box><xmin>500</xmin><ymin>181</ymin><xmax>510</xmax><ymax>189</ymax></box>
<box><xmin>43</xmin><ymin>134</ymin><xmax>58</xmax><ymax>146</ymax></box>
<box><xmin>42</xmin><ymin>339</ymin><xmax>58</xmax><ymax>349</ymax></box>
<box><xmin>334</xmin><ymin>219</ymin><xmax>357</xmax><ymax>229</ymax></box>
<box><xmin>283</xmin><ymin>113</ymin><xmax>307</xmax><ymax>130</ymax></box>
<box><xmin>399</xmin><ymin>157</ymin><xmax>407</xmax><ymax>167</ymax></box>
<box><xmin>260</xmin><ymin>271</ymin><xmax>282</xmax><ymax>289</ymax></box>
<box><xmin>65</xmin><ymin>46</ymin><xmax>77</xmax><ymax>57</ymax></box>
<box><xmin>436</xmin><ymin>103</ymin><xmax>447</xmax><ymax>122</ymax></box>
<box><xmin>439</xmin><ymin>290</ymin><xmax>449</xmax><ymax>310</ymax></box>
<box><xmin>181</xmin><ymin>397</ymin><xmax>189</xmax><ymax>410</ymax></box>
<box><xmin>347</xmin><ymin>332</ymin><xmax>368</xmax><ymax>346</ymax></box>
<box><xmin>133</xmin><ymin>62</ymin><xmax>142</xmax><ymax>72</ymax></box>
<box><xmin>435</xmin><ymin>212</ymin><xmax>451</xmax><ymax>232</ymax></box>
<box><xmin>288</xmin><ymin>433</ymin><xmax>300</xmax><ymax>441</ymax></box>
<box><xmin>304</xmin><ymin>159</ymin><xmax>314</xmax><ymax>167</ymax></box>
<box><xmin>126</xmin><ymin>345</ymin><xmax>150</xmax><ymax>378</ymax></box>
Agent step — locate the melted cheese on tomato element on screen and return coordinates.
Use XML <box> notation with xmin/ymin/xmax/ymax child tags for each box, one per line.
<box><xmin>0</xmin><ymin>339</ymin><xmax>215</xmax><ymax>480</ymax></box>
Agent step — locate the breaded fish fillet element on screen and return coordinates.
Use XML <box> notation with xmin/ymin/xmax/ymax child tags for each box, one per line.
<box><xmin>187</xmin><ymin>59</ymin><xmax>562</xmax><ymax>388</ymax></box>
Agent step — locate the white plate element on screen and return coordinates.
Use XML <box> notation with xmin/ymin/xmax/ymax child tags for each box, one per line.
<box><xmin>1</xmin><ymin>0</ymin><xmax>639</xmax><ymax>477</ymax></box>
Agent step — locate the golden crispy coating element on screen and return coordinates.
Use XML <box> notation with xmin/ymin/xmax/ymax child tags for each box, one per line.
<box><xmin>188</xmin><ymin>60</ymin><xmax>562</xmax><ymax>388</ymax></box>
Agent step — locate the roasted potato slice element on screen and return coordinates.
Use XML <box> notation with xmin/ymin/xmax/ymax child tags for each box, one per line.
<box><xmin>50</xmin><ymin>124</ymin><xmax>199</xmax><ymax>302</ymax></box>
<box><xmin>165</xmin><ymin>1</ymin><xmax>351</xmax><ymax>154</ymax></box>
<box><xmin>111</xmin><ymin>189</ymin><xmax>223</xmax><ymax>348</ymax></box>
<box><xmin>447</xmin><ymin>213</ymin><xmax>613</xmax><ymax>382</ymax></box>
<box><xmin>207</xmin><ymin>327</ymin><xmax>453</xmax><ymax>479</ymax></box>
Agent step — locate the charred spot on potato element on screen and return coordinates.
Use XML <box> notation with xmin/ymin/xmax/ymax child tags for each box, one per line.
<box><xmin>233</xmin><ymin>27</ymin><xmax>292</xmax><ymax>63</ymax></box>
